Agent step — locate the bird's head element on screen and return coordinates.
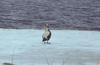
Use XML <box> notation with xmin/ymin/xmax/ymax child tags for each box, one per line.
<box><xmin>45</xmin><ymin>24</ymin><xmax>49</xmax><ymax>27</ymax></box>
<box><xmin>44</xmin><ymin>24</ymin><xmax>49</xmax><ymax>28</ymax></box>
<box><xmin>44</xmin><ymin>24</ymin><xmax>49</xmax><ymax>31</ymax></box>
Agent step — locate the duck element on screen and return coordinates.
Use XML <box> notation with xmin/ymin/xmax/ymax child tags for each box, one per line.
<box><xmin>42</xmin><ymin>24</ymin><xmax>51</xmax><ymax>44</ymax></box>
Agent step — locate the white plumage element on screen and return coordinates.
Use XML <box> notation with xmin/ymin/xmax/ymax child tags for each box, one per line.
<box><xmin>43</xmin><ymin>29</ymin><xmax>50</xmax><ymax>39</ymax></box>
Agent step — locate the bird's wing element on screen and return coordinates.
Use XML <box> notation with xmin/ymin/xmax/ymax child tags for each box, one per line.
<box><xmin>47</xmin><ymin>31</ymin><xmax>51</xmax><ymax>40</ymax></box>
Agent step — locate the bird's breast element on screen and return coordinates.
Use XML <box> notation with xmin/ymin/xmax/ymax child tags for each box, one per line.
<box><xmin>42</xmin><ymin>31</ymin><xmax>50</xmax><ymax>38</ymax></box>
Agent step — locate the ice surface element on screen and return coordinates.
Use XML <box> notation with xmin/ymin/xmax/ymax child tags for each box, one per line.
<box><xmin>0</xmin><ymin>29</ymin><xmax>100</xmax><ymax>65</ymax></box>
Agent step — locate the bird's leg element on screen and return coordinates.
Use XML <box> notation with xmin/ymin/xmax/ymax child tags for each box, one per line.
<box><xmin>43</xmin><ymin>41</ymin><xmax>45</xmax><ymax>44</ymax></box>
<box><xmin>47</xmin><ymin>41</ymin><xmax>49</xmax><ymax>44</ymax></box>
<box><xmin>42</xmin><ymin>41</ymin><xmax>45</xmax><ymax>44</ymax></box>
<box><xmin>44</xmin><ymin>41</ymin><xmax>46</xmax><ymax>44</ymax></box>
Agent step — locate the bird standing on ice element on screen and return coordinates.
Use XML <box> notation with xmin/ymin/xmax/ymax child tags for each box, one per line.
<box><xmin>42</xmin><ymin>24</ymin><xmax>51</xmax><ymax>44</ymax></box>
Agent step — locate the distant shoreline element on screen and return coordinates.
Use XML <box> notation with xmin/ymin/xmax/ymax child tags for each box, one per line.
<box><xmin>0</xmin><ymin>27</ymin><xmax>100</xmax><ymax>32</ymax></box>
<box><xmin>0</xmin><ymin>20</ymin><xmax>100</xmax><ymax>31</ymax></box>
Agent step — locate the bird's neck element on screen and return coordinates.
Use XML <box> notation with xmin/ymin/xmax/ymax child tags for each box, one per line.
<box><xmin>45</xmin><ymin>28</ymin><xmax>50</xmax><ymax>32</ymax></box>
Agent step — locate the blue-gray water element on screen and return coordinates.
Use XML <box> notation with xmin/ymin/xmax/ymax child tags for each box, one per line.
<box><xmin>0</xmin><ymin>29</ymin><xmax>100</xmax><ymax>65</ymax></box>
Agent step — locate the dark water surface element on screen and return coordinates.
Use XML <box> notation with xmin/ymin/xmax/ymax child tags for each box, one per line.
<box><xmin>0</xmin><ymin>0</ymin><xmax>100</xmax><ymax>30</ymax></box>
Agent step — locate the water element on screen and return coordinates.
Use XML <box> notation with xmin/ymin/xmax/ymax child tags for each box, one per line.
<box><xmin>0</xmin><ymin>29</ymin><xmax>100</xmax><ymax>65</ymax></box>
